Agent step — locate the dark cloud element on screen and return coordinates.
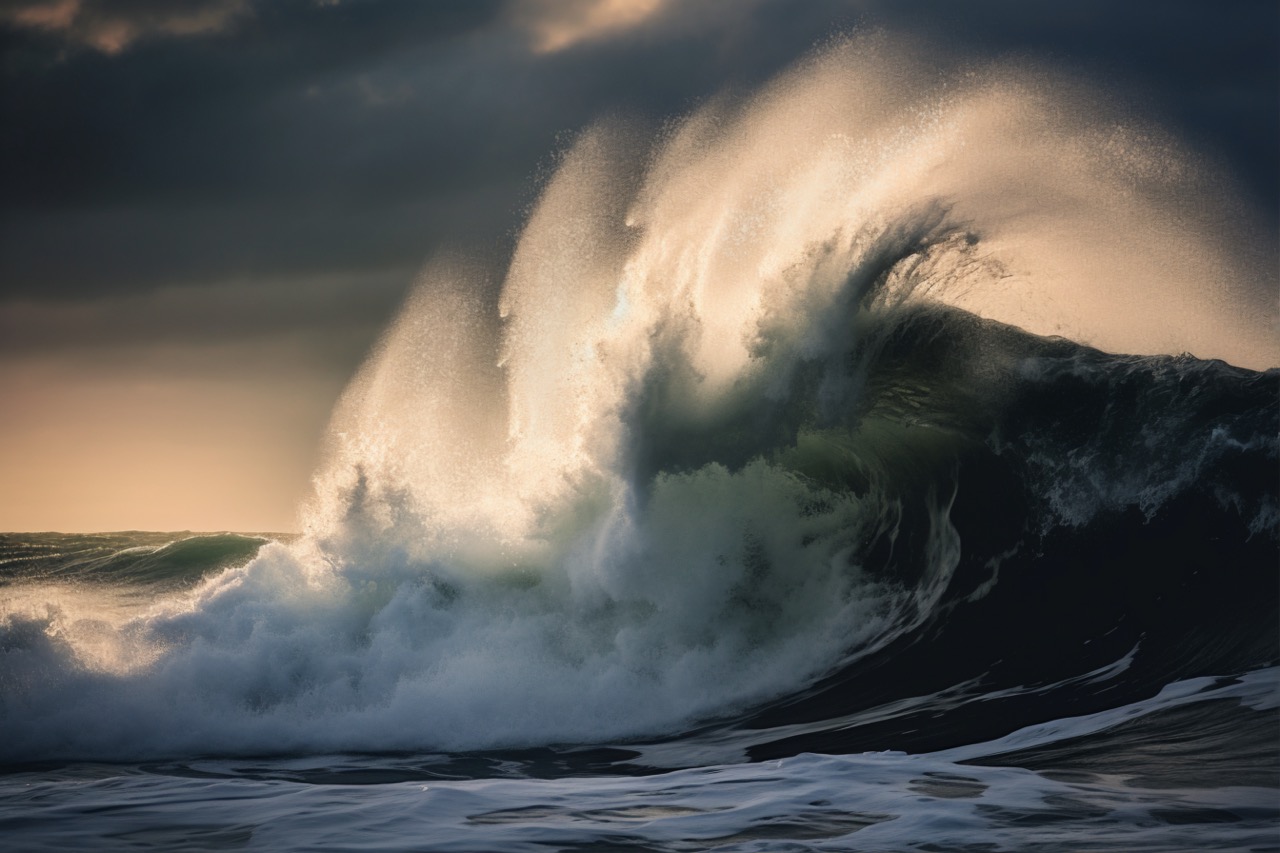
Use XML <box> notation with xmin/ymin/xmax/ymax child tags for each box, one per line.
<box><xmin>0</xmin><ymin>268</ymin><xmax>405</xmax><ymax>359</ymax></box>
<box><xmin>0</xmin><ymin>1</ymin><xmax>717</xmax><ymax>298</ymax></box>
<box><xmin>0</xmin><ymin>1</ymin><xmax>508</xmax><ymax>208</ymax></box>
<box><xmin>0</xmin><ymin>0</ymin><xmax>1273</xmax><ymax>313</ymax></box>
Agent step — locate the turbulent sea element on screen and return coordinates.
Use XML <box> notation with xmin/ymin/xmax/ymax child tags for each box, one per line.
<box><xmin>2</xmin><ymin>38</ymin><xmax>1278</xmax><ymax>852</ymax></box>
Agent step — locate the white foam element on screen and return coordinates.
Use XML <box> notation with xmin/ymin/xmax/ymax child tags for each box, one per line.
<box><xmin>3</xmin><ymin>33</ymin><xmax>1273</xmax><ymax>759</ymax></box>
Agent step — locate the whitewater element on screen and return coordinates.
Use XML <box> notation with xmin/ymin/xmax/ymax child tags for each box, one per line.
<box><xmin>2</xmin><ymin>36</ymin><xmax>1276</xmax><ymax>851</ymax></box>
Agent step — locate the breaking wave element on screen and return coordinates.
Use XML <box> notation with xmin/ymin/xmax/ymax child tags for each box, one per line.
<box><xmin>1</xmin><ymin>35</ymin><xmax>1275</xmax><ymax>764</ymax></box>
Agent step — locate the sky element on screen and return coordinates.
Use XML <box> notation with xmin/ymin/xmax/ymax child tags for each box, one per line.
<box><xmin>1</xmin><ymin>0</ymin><xmax>1276</xmax><ymax>533</ymax></box>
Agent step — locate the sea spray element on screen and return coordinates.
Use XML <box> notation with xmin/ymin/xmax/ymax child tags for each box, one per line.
<box><xmin>1</xmin><ymin>34</ymin><xmax>1275</xmax><ymax>763</ymax></box>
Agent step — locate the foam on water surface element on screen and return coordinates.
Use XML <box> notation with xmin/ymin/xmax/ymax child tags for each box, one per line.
<box><xmin>0</xmin><ymin>33</ymin><xmax>1276</xmax><ymax>850</ymax></box>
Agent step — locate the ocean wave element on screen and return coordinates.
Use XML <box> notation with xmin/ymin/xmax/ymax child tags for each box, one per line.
<box><xmin>0</xmin><ymin>34</ymin><xmax>1276</xmax><ymax>766</ymax></box>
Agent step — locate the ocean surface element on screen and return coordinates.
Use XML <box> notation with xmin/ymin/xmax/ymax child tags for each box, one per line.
<box><xmin>2</xmin><ymin>37</ymin><xmax>1278</xmax><ymax>852</ymax></box>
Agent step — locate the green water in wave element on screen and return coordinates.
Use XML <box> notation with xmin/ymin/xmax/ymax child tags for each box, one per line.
<box><xmin>0</xmin><ymin>532</ymin><xmax>284</xmax><ymax>588</ymax></box>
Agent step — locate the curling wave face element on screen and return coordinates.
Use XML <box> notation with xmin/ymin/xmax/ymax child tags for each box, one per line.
<box><xmin>1</xmin><ymin>36</ymin><xmax>1276</xmax><ymax>762</ymax></box>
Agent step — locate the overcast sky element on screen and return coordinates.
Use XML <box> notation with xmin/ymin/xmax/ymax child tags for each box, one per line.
<box><xmin>1</xmin><ymin>0</ymin><xmax>1275</xmax><ymax>532</ymax></box>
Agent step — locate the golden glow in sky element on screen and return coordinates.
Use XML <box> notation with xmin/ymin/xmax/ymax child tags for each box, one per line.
<box><xmin>516</xmin><ymin>0</ymin><xmax>670</xmax><ymax>54</ymax></box>
<box><xmin>0</xmin><ymin>350</ymin><xmax>340</xmax><ymax>533</ymax></box>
